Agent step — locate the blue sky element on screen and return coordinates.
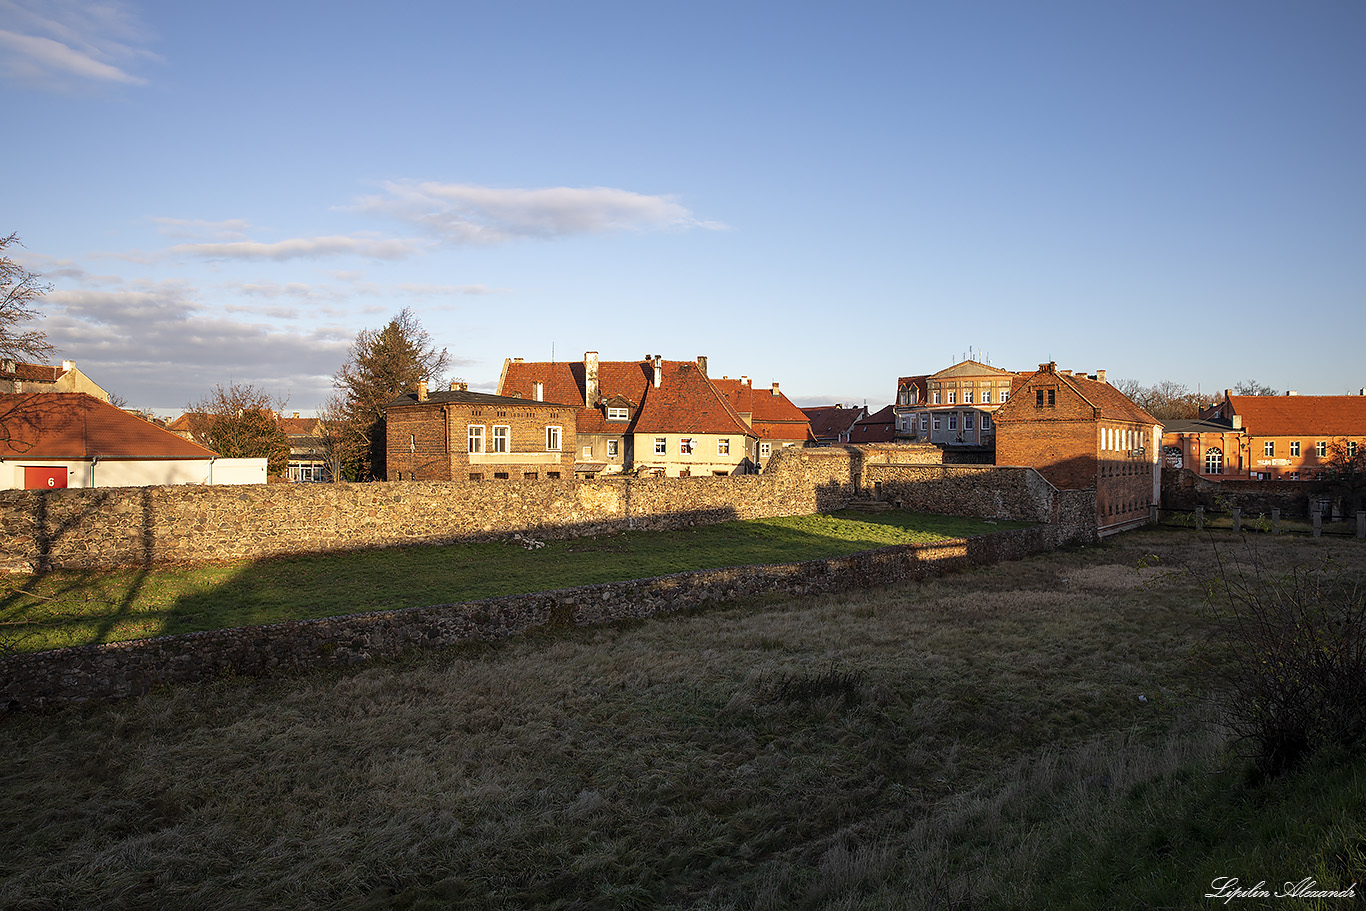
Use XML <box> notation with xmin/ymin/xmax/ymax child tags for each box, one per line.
<box><xmin>4</xmin><ymin>0</ymin><xmax>1363</xmax><ymax>412</ymax></box>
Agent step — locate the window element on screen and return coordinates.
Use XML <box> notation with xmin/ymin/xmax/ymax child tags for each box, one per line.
<box><xmin>718</xmin><ymin>438</ymin><xmax>730</xmax><ymax>455</ymax></box>
<box><xmin>546</xmin><ymin>425</ymin><xmax>561</xmax><ymax>451</ymax></box>
<box><xmin>1205</xmin><ymin>447</ymin><xmax>1223</xmax><ymax>475</ymax></box>
<box><xmin>981</xmin><ymin>413</ymin><xmax>992</xmax><ymax>430</ymax></box>
<box><xmin>760</xmin><ymin>441</ymin><xmax>772</xmax><ymax>457</ymax></box>
<box><xmin>607</xmin><ymin>439</ymin><xmax>619</xmax><ymax>457</ymax></box>
<box><xmin>582</xmin><ymin>445</ymin><xmax>593</xmax><ymax>458</ymax></box>
<box><xmin>1350</xmin><ymin>442</ymin><xmax>1359</xmax><ymax>457</ymax></box>
<box><xmin>1036</xmin><ymin>388</ymin><xmax>1053</xmax><ymax>407</ymax></box>
<box><xmin>947</xmin><ymin>391</ymin><xmax>956</xmax><ymax>404</ymax></box>
<box><xmin>524</xmin><ymin>472</ymin><xmax>538</xmax><ymax>480</ymax></box>
<box><xmin>1001</xmin><ymin>390</ymin><xmax>1009</xmax><ymax>403</ymax></box>
<box><xmin>982</xmin><ymin>390</ymin><xmax>991</xmax><ymax>403</ymax></box>
<box><xmin>1264</xmin><ymin>441</ymin><xmax>1275</xmax><ymax>457</ymax></box>
<box><xmin>607</xmin><ymin>407</ymin><xmax>629</xmax><ymax>421</ymax></box>
<box><xmin>1290</xmin><ymin>441</ymin><xmax>1300</xmax><ymax>457</ymax></box>
<box><xmin>920</xmin><ymin>415</ymin><xmax>928</xmax><ymax>432</ymax></box>
<box><xmin>948</xmin><ymin>413</ymin><xmax>958</xmax><ymax>431</ymax></box>
<box><xmin>933</xmin><ymin>391</ymin><xmax>941</xmax><ymax>404</ymax></box>
<box><xmin>469</xmin><ymin>473</ymin><xmax>483</xmax><ymax>481</ymax></box>
<box><xmin>468</xmin><ymin>425</ymin><xmax>485</xmax><ymax>453</ymax></box>
<box><xmin>680</xmin><ymin>438</ymin><xmax>694</xmax><ymax>454</ymax></box>
<box><xmin>547</xmin><ymin>472</ymin><xmax>560</xmax><ymax>479</ymax></box>
<box><xmin>933</xmin><ymin>416</ymin><xmax>942</xmax><ymax>432</ymax></box>
<box><xmin>1289</xmin><ymin>472</ymin><xmax>1299</xmax><ymax>480</ymax></box>
<box><xmin>1316</xmin><ymin>441</ymin><xmax>1327</xmax><ymax>457</ymax></box>
<box><xmin>494</xmin><ymin>472</ymin><xmax>509</xmax><ymax>479</ymax></box>
<box><xmin>964</xmin><ymin>390</ymin><xmax>973</xmax><ymax>404</ymax></box>
<box><xmin>655</xmin><ymin>437</ymin><xmax>667</xmax><ymax>455</ymax></box>
<box><xmin>492</xmin><ymin>425</ymin><xmax>510</xmax><ymax>453</ymax></box>
<box><xmin>964</xmin><ymin>413</ymin><xmax>974</xmax><ymax>431</ymax></box>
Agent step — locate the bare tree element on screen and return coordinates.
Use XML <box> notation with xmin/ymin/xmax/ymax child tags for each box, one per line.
<box><xmin>1233</xmin><ymin>379</ymin><xmax>1277</xmax><ymax>396</ymax></box>
<box><xmin>188</xmin><ymin>383</ymin><xmax>291</xmax><ymax>477</ymax></box>
<box><xmin>1115</xmin><ymin>379</ymin><xmax>1216</xmax><ymax>421</ymax></box>
<box><xmin>315</xmin><ymin>393</ymin><xmax>353</xmax><ymax>482</ymax></box>
<box><xmin>1317</xmin><ymin>439</ymin><xmax>1366</xmax><ymax>517</ymax></box>
<box><xmin>332</xmin><ymin>308</ymin><xmax>450</xmax><ymax>480</ymax></box>
<box><xmin>1</xmin><ymin>233</ymin><xmax>56</xmax><ymax>362</ymax></box>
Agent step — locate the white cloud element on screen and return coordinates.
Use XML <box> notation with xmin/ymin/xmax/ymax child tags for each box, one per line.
<box><xmin>0</xmin><ymin>0</ymin><xmax>156</xmax><ymax>89</ymax></box>
<box><xmin>396</xmin><ymin>283</ymin><xmax>503</xmax><ymax>298</ymax></box>
<box><xmin>168</xmin><ymin>235</ymin><xmax>428</xmax><ymax>262</ymax></box>
<box><xmin>351</xmin><ymin>181</ymin><xmax>727</xmax><ymax>244</ymax></box>
<box><xmin>152</xmin><ymin>217</ymin><xmax>253</xmax><ymax>241</ymax></box>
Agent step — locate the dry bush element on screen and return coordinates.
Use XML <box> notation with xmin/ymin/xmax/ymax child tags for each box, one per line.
<box><xmin>1205</xmin><ymin>542</ymin><xmax>1366</xmax><ymax>776</ymax></box>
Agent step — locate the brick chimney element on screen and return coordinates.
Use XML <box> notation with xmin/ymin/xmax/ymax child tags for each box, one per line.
<box><xmin>696</xmin><ymin>355</ymin><xmax>707</xmax><ymax>377</ymax></box>
<box><xmin>1095</xmin><ymin>369</ymin><xmax>1107</xmax><ymax>383</ymax></box>
<box><xmin>417</xmin><ymin>381</ymin><xmax>428</xmax><ymax>402</ymax></box>
<box><xmin>585</xmin><ymin>351</ymin><xmax>599</xmax><ymax>404</ymax></box>
<box><xmin>450</xmin><ymin>380</ymin><xmax>468</xmax><ymax>392</ymax></box>
<box><xmin>771</xmin><ymin>382</ymin><xmax>780</xmax><ymax>397</ymax></box>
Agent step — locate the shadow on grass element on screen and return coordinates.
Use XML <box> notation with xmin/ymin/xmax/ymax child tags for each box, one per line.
<box><xmin>3</xmin><ymin>509</ymin><xmax>1028</xmax><ymax>653</ymax></box>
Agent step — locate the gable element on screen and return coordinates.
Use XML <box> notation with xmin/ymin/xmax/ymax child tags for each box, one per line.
<box><xmin>2</xmin><ymin>393</ymin><xmax>219</xmax><ymax>460</ymax></box>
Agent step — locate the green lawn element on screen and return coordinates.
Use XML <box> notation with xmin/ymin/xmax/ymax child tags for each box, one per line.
<box><xmin>0</xmin><ymin>509</ymin><xmax>1023</xmax><ymax>653</ymax></box>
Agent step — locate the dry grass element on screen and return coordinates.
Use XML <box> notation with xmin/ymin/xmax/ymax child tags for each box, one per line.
<box><xmin>1</xmin><ymin>527</ymin><xmax>1361</xmax><ymax>909</ymax></box>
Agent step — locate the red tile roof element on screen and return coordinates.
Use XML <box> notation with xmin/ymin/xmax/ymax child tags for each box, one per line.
<box><xmin>632</xmin><ymin>362</ymin><xmax>753</xmax><ymax>436</ymax></box>
<box><xmin>712</xmin><ymin>378</ymin><xmax>812</xmax><ymax>441</ymax></box>
<box><xmin>3</xmin><ymin>362</ymin><xmax>66</xmax><ymax>383</ymax></box>
<box><xmin>850</xmin><ymin>405</ymin><xmax>897</xmax><ymax>442</ymax></box>
<box><xmin>997</xmin><ymin>366</ymin><xmax>1159</xmax><ymax>426</ymax></box>
<box><xmin>1224</xmin><ymin>395</ymin><xmax>1366</xmax><ymax>437</ymax></box>
<box><xmin>2</xmin><ymin>393</ymin><xmax>219</xmax><ymax>460</ymax></box>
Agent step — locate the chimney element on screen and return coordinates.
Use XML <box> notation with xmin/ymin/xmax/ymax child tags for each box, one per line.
<box><xmin>533</xmin><ymin>381</ymin><xmax>543</xmax><ymax>401</ymax></box>
<box><xmin>293</xmin><ymin>412</ymin><xmax>300</xmax><ymax>419</ymax></box>
<box><xmin>1232</xmin><ymin>415</ymin><xmax>1242</xmax><ymax>430</ymax></box>
<box><xmin>1058</xmin><ymin>369</ymin><xmax>1072</xmax><ymax>377</ymax></box>
<box><xmin>1095</xmin><ymin>369</ymin><xmax>1107</xmax><ymax>383</ymax></box>
<box><xmin>62</xmin><ymin>360</ymin><xmax>75</xmax><ymax>372</ymax></box>
<box><xmin>1039</xmin><ymin>362</ymin><xmax>1056</xmax><ymax>373</ymax></box>
<box><xmin>696</xmin><ymin>355</ymin><xmax>707</xmax><ymax>377</ymax></box>
<box><xmin>417</xmin><ymin>381</ymin><xmax>428</xmax><ymax>402</ymax></box>
<box><xmin>451</xmin><ymin>380</ymin><xmax>468</xmax><ymax>392</ymax></box>
<box><xmin>652</xmin><ymin>355</ymin><xmax>662</xmax><ymax>388</ymax></box>
<box><xmin>585</xmin><ymin>351</ymin><xmax>599</xmax><ymax>404</ymax></box>
<box><xmin>771</xmin><ymin>382</ymin><xmax>780</xmax><ymax>397</ymax></box>
<box><xmin>1</xmin><ymin>359</ymin><xmax>13</xmax><ymax>374</ymax></box>
<box><xmin>1285</xmin><ymin>390</ymin><xmax>1299</xmax><ymax>396</ymax></box>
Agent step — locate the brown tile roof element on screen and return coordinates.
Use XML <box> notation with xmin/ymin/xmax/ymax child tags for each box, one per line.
<box><xmin>280</xmin><ymin>416</ymin><xmax>322</xmax><ymax>436</ymax></box>
<box><xmin>3</xmin><ymin>362</ymin><xmax>65</xmax><ymax>383</ymax></box>
<box><xmin>2</xmin><ymin>393</ymin><xmax>219</xmax><ymax>460</ymax></box>
<box><xmin>850</xmin><ymin>405</ymin><xmax>897</xmax><ymax>442</ymax></box>
<box><xmin>632</xmin><ymin>362</ymin><xmax>753</xmax><ymax>436</ymax></box>
<box><xmin>802</xmin><ymin>406</ymin><xmax>866</xmax><ymax>440</ymax></box>
<box><xmin>996</xmin><ymin>366</ymin><xmax>1159</xmax><ymax>426</ymax></box>
<box><xmin>1225</xmin><ymin>395</ymin><xmax>1366</xmax><ymax>437</ymax></box>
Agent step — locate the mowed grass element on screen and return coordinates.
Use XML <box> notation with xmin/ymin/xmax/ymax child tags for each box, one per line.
<box><xmin>1</xmin><ymin>528</ymin><xmax>1362</xmax><ymax>909</ymax></box>
<box><xmin>0</xmin><ymin>510</ymin><xmax>1021</xmax><ymax>653</ymax></box>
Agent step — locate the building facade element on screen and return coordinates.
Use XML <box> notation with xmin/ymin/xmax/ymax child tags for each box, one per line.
<box><xmin>994</xmin><ymin>362</ymin><xmax>1160</xmax><ymax>536</ymax></box>
<box><xmin>898</xmin><ymin>360</ymin><xmax>1017</xmax><ymax>448</ymax></box>
<box><xmin>384</xmin><ymin>383</ymin><xmax>577</xmax><ymax>481</ymax></box>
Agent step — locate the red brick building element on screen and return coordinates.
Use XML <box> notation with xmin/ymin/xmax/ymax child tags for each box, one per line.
<box><xmin>994</xmin><ymin>362</ymin><xmax>1161</xmax><ymax>536</ymax></box>
<box><xmin>384</xmin><ymin>383</ymin><xmax>576</xmax><ymax>481</ymax></box>
<box><xmin>1165</xmin><ymin>391</ymin><xmax>1366</xmax><ymax>481</ymax></box>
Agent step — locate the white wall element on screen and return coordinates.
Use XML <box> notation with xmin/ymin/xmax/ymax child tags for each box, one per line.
<box><xmin>2</xmin><ymin>458</ymin><xmax>267</xmax><ymax>489</ymax></box>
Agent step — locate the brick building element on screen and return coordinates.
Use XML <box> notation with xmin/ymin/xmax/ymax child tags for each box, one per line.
<box><xmin>384</xmin><ymin>382</ymin><xmax>576</xmax><ymax>481</ymax></box>
<box><xmin>498</xmin><ymin>352</ymin><xmax>806</xmax><ymax>477</ymax></box>
<box><xmin>0</xmin><ymin>359</ymin><xmax>109</xmax><ymax>401</ymax></box>
<box><xmin>994</xmin><ymin>362</ymin><xmax>1161</xmax><ymax>536</ymax></box>
<box><xmin>1165</xmin><ymin>390</ymin><xmax>1366</xmax><ymax>482</ymax></box>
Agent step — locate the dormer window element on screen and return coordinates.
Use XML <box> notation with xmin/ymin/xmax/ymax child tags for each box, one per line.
<box><xmin>606</xmin><ymin>406</ymin><xmax>629</xmax><ymax>421</ymax></box>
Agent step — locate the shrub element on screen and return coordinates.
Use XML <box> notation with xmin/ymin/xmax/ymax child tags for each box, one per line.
<box><xmin>1205</xmin><ymin>544</ymin><xmax>1366</xmax><ymax>776</ymax></box>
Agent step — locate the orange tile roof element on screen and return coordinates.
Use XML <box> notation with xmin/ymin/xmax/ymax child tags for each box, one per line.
<box><xmin>2</xmin><ymin>393</ymin><xmax>219</xmax><ymax>460</ymax></box>
<box><xmin>997</xmin><ymin>366</ymin><xmax>1159</xmax><ymax>426</ymax></box>
<box><xmin>3</xmin><ymin>362</ymin><xmax>65</xmax><ymax>383</ymax></box>
<box><xmin>712</xmin><ymin>378</ymin><xmax>812</xmax><ymax>441</ymax></box>
<box><xmin>1225</xmin><ymin>395</ymin><xmax>1366</xmax><ymax>437</ymax></box>
<box><xmin>802</xmin><ymin>406</ymin><xmax>866</xmax><ymax>440</ymax></box>
<box><xmin>850</xmin><ymin>405</ymin><xmax>897</xmax><ymax>442</ymax></box>
<box><xmin>632</xmin><ymin>362</ymin><xmax>753</xmax><ymax>436</ymax></box>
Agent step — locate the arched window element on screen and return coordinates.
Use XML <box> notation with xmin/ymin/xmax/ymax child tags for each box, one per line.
<box><xmin>1205</xmin><ymin>447</ymin><xmax>1223</xmax><ymax>475</ymax></box>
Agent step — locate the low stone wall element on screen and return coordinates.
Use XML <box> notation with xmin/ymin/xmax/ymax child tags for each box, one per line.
<box><xmin>1161</xmin><ymin>468</ymin><xmax>1314</xmax><ymax>517</ymax></box>
<box><xmin>0</xmin><ymin>527</ymin><xmax>1053</xmax><ymax>713</ymax></box>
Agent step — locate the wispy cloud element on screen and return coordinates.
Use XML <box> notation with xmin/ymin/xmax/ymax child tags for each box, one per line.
<box><xmin>0</xmin><ymin>0</ymin><xmax>157</xmax><ymax>89</ymax></box>
<box><xmin>351</xmin><ymin>181</ymin><xmax>727</xmax><ymax>244</ymax></box>
<box><xmin>166</xmin><ymin>235</ymin><xmax>429</xmax><ymax>262</ymax></box>
<box><xmin>152</xmin><ymin>217</ymin><xmax>253</xmax><ymax>241</ymax></box>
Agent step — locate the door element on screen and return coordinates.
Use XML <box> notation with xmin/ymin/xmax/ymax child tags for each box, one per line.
<box><xmin>23</xmin><ymin>467</ymin><xmax>67</xmax><ymax>489</ymax></box>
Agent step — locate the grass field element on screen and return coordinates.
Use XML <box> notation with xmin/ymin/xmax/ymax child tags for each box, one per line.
<box><xmin>0</xmin><ymin>510</ymin><xmax>1020</xmax><ymax>653</ymax></box>
<box><xmin>1</xmin><ymin>527</ymin><xmax>1362</xmax><ymax>909</ymax></box>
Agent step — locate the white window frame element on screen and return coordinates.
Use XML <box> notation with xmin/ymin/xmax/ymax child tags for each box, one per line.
<box><xmin>607</xmin><ymin>407</ymin><xmax>629</xmax><ymax>421</ymax></box>
<box><xmin>491</xmin><ymin>425</ymin><xmax>510</xmax><ymax>453</ymax></box>
<box><xmin>582</xmin><ymin>445</ymin><xmax>593</xmax><ymax>458</ymax></box>
<box><xmin>964</xmin><ymin>413</ymin><xmax>974</xmax><ymax>431</ymax></box>
<box><xmin>948</xmin><ymin>413</ymin><xmax>958</xmax><ymax>431</ymax></box>
<box><xmin>468</xmin><ymin>425</ymin><xmax>485</xmax><ymax>453</ymax></box>
<box><xmin>655</xmin><ymin>437</ymin><xmax>667</xmax><ymax>455</ymax></box>
<box><xmin>1290</xmin><ymin>441</ymin><xmax>1300</xmax><ymax>457</ymax></box>
<box><xmin>1205</xmin><ymin>447</ymin><xmax>1223</xmax><ymax>475</ymax></box>
<box><xmin>947</xmin><ymin>390</ymin><xmax>956</xmax><ymax>404</ymax></box>
<box><xmin>680</xmin><ymin>438</ymin><xmax>694</xmax><ymax>454</ymax></box>
<box><xmin>1316</xmin><ymin>441</ymin><xmax>1326</xmax><ymax>457</ymax></box>
<box><xmin>760</xmin><ymin>441</ymin><xmax>772</xmax><ymax>457</ymax></box>
<box><xmin>1264</xmin><ymin>440</ymin><xmax>1275</xmax><ymax>457</ymax></box>
<box><xmin>964</xmin><ymin>390</ymin><xmax>973</xmax><ymax>404</ymax></box>
<box><xmin>607</xmin><ymin>439</ymin><xmax>619</xmax><ymax>457</ymax></box>
<box><xmin>933</xmin><ymin>391</ymin><xmax>941</xmax><ymax>405</ymax></box>
<box><xmin>546</xmin><ymin>425</ymin><xmax>562</xmax><ymax>451</ymax></box>
<box><xmin>718</xmin><ymin>438</ymin><xmax>730</xmax><ymax>455</ymax></box>
<box><xmin>981</xmin><ymin>412</ymin><xmax>991</xmax><ymax>430</ymax></box>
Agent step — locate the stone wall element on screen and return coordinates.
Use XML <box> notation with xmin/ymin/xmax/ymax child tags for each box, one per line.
<box><xmin>1161</xmin><ymin>468</ymin><xmax>1315</xmax><ymax>517</ymax></box>
<box><xmin>0</xmin><ymin>446</ymin><xmax>1094</xmax><ymax>572</ymax></box>
<box><xmin>0</xmin><ymin>526</ymin><xmax>1055</xmax><ymax>712</ymax></box>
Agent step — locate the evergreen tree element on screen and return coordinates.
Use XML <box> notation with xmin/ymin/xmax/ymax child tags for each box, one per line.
<box><xmin>332</xmin><ymin>308</ymin><xmax>449</xmax><ymax>480</ymax></box>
